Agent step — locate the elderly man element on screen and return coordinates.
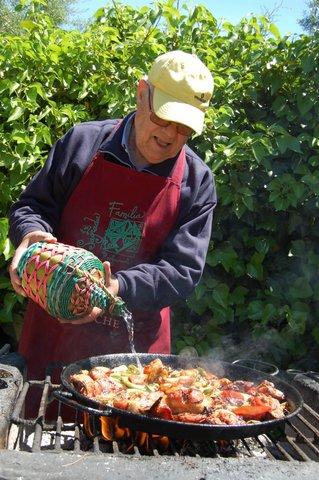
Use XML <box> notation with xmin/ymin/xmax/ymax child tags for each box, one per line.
<box><xmin>9</xmin><ymin>50</ymin><xmax>216</xmax><ymax>377</ymax></box>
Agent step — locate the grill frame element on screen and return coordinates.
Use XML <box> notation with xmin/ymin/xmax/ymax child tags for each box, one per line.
<box><xmin>7</xmin><ymin>373</ymin><xmax>319</xmax><ymax>462</ymax></box>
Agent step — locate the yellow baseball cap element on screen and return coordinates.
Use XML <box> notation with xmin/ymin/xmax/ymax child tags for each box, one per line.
<box><xmin>147</xmin><ymin>50</ymin><xmax>214</xmax><ymax>135</ymax></box>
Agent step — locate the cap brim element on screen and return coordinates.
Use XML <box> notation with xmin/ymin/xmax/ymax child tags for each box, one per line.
<box><xmin>153</xmin><ymin>88</ymin><xmax>204</xmax><ymax>135</ymax></box>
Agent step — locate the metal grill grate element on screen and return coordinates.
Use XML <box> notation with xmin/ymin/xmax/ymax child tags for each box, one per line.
<box><xmin>7</xmin><ymin>373</ymin><xmax>319</xmax><ymax>462</ymax></box>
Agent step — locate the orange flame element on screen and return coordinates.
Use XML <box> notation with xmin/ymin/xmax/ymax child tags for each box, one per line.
<box><xmin>83</xmin><ymin>413</ymin><xmax>170</xmax><ymax>452</ymax></box>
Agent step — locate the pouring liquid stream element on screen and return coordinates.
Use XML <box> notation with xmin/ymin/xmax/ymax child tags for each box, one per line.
<box><xmin>121</xmin><ymin>308</ymin><xmax>143</xmax><ymax>371</ymax></box>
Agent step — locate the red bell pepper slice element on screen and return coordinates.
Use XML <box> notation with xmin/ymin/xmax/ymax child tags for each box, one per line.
<box><xmin>233</xmin><ymin>405</ymin><xmax>272</xmax><ymax>420</ymax></box>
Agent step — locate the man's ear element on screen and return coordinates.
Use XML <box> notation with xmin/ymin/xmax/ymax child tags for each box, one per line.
<box><xmin>136</xmin><ymin>79</ymin><xmax>148</xmax><ymax>107</ymax></box>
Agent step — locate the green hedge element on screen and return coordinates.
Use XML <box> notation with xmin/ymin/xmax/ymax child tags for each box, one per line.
<box><xmin>0</xmin><ymin>1</ymin><xmax>318</xmax><ymax>368</ymax></box>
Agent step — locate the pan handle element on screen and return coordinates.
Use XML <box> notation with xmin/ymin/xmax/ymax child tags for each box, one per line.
<box><xmin>52</xmin><ymin>389</ymin><xmax>113</xmax><ymax>416</ymax></box>
<box><xmin>232</xmin><ymin>359</ymin><xmax>279</xmax><ymax>376</ymax></box>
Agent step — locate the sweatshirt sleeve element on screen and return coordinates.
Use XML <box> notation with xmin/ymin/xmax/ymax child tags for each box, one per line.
<box><xmin>115</xmin><ymin>163</ymin><xmax>217</xmax><ymax>311</ymax></box>
<box><xmin>9</xmin><ymin>122</ymin><xmax>115</xmax><ymax>247</ymax></box>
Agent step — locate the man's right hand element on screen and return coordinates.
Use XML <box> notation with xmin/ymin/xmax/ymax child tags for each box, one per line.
<box><xmin>9</xmin><ymin>231</ymin><xmax>57</xmax><ymax>296</ymax></box>
<box><xmin>56</xmin><ymin>261</ymin><xmax>119</xmax><ymax>325</ymax></box>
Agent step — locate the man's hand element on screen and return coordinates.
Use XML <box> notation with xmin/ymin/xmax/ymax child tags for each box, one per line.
<box><xmin>57</xmin><ymin>260</ymin><xmax>120</xmax><ymax>325</ymax></box>
<box><xmin>9</xmin><ymin>230</ymin><xmax>57</xmax><ymax>297</ymax></box>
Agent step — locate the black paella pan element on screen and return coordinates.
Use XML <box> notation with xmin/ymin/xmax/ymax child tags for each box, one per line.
<box><xmin>56</xmin><ymin>353</ymin><xmax>303</xmax><ymax>441</ymax></box>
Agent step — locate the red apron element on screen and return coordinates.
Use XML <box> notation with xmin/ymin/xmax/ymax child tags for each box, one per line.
<box><xmin>19</xmin><ymin>137</ymin><xmax>185</xmax><ymax>383</ymax></box>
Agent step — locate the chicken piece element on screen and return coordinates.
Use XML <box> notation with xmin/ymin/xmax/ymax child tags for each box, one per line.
<box><xmin>176</xmin><ymin>375</ymin><xmax>196</xmax><ymax>386</ymax></box>
<box><xmin>113</xmin><ymin>391</ymin><xmax>163</xmax><ymax>414</ymax></box>
<box><xmin>158</xmin><ymin>374</ymin><xmax>196</xmax><ymax>393</ymax></box>
<box><xmin>143</xmin><ymin>358</ymin><xmax>168</xmax><ymax>382</ymax></box>
<box><xmin>255</xmin><ymin>380</ymin><xmax>285</xmax><ymax>401</ymax></box>
<box><xmin>209</xmin><ymin>396</ymin><xmax>229</xmax><ymax>410</ymax></box>
<box><xmin>135</xmin><ymin>391</ymin><xmax>163</xmax><ymax>413</ymax></box>
<box><xmin>224</xmin><ymin>380</ymin><xmax>255</xmax><ymax>393</ymax></box>
<box><xmin>174</xmin><ymin>413</ymin><xmax>208</xmax><ymax>424</ymax></box>
<box><xmin>218</xmin><ymin>378</ymin><xmax>232</xmax><ymax>387</ymax></box>
<box><xmin>165</xmin><ymin>387</ymin><xmax>205</xmax><ymax>414</ymax></box>
<box><xmin>208</xmin><ymin>409</ymin><xmax>243</xmax><ymax>425</ymax></box>
<box><xmin>220</xmin><ymin>389</ymin><xmax>246</xmax><ymax>406</ymax></box>
<box><xmin>150</xmin><ymin>398</ymin><xmax>173</xmax><ymax>420</ymax></box>
<box><xmin>89</xmin><ymin>366</ymin><xmax>111</xmax><ymax>381</ymax></box>
<box><xmin>200</xmin><ymin>371</ymin><xmax>219</xmax><ymax>382</ymax></box>
<box><xmin>93</xmin><ymin>377</ymin><xmax>124</xmax><ymax>396</ymax></box>
<box><xmin>70</xmin><ymin>373</ymin><xmax>96</xmax><ymax>397</ymax></box>
<box><xmin>250</xmin><ymin>393</ymin><xmax>286</xmax><ymax>419</ymax></box>
<box><xmin>112</xmin><ymin>396</ymin><xmax>129</xmax><ymax>410</ymax></box>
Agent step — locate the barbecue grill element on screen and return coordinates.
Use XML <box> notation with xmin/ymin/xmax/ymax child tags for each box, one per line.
<box><xmin>0</xmin><ymin>346</ymin><xmax>318</xmax><ymax>480</ymax></box>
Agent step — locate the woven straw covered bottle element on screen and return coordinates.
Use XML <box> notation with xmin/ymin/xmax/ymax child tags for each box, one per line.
<box><xmin>17</xmin><ymin>241</ymin><xmax>127</xmax><ymax>320</ymax></box>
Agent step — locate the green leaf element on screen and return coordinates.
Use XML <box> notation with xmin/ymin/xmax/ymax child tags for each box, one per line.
<box><xmin>206</xmin><ymin>246</ymin><xmax>238</xmax><ymax>272</ymax></box>
<box><xmin>20</xmin><ymin>20</ymin><xmax>38</xmax><ymax>31</ymax></box>
<box><xmin>272</xmin><ymin>96</ymin><xmax>286</xmax><ymax>115</ymax></box>
<box><xmin>290</xmin><ymin>240</ymin><xmax>306</xmax><ymax>257</ymax></box>
<box><xmin>262</xmin><ymin>303</ymin><xmax>277</xmax><ymax>323</ymax></box>
<box><xmin>0</xmin><ymin>293</ymin><xmax>18</xmax><ymax>323</ymax></box>
<box><xmin>247</xmin><ymin>253</ymin><xmax>264</xmax><ymax>281</ymax></box>
<box><xmin>312</xmin><ymin>326</ymin><xmax>319</xmax><ymax>346</ymax></box>
<box><xmin>276</xmin><ymin>135</ymin><xmax>289</xmax><ymax>154</ymax></box>
<box><xmin>194</xmin><ymin>283</ymin><xmax>207</xmax><ymax>300</ymax></box>
<box><xmin>297</xmin><ymin>94</ymin><xmax>313</xmax><ymax>116</ymax></box>
<box><xmin>0</xmin><ymin>218</ymin><xmax>8</xmax><ymax>244</ymax></box>
<box><xmin>26</xmin><ymin>86</ymin><xmax>39</xmax><ymax>103</ymax></box>
<box><xmin>182</xmin><ymin>336</ymin><xmax>195</xmax><ymax>346</ymax></box>
<box><xmin>276</xmin><ymin>134</ymin><xmax>301</xmax><ymax>154</ymax></box>
<box><xmin>252</xmin><ymin>143</ymin><xmax>267</xmax><ymax>162</ymax></box>
<box><xmin>286</xmin><ymin>302</ymin><xmax>309</xmax><ymax>335</ymax></box>
<box><xmin>78</xmin><ymin>80</ymin><xmax>89</xmax><ymax>100</ymax></box>
<box><xmin>2</xmin><ymin>239</ymin><xmax>14</xmax><ymax>261</ymax></box>
<box><xmin>9</xmin><ymin>82</ymin><xmax>20</xmax><ymax>95</ymax></box>
<box><xmin>187</xmin><ymin>295</ymin><xmax>208</xmax><ymax>315</ymax></box>
<box><xmin>255</xmin><ymin>238</ymin><xmax>270</xmax><ymax>255</ymax></box>
<box><xmin>301</xmin><ymin>56</ymin><xmax>315</xmax><ymax>73</ymax></box>
<box><xmin>270</xmin><ymin>76</ymin><xmax>282</xmax><ymax>95</ymax></box>
<box><xmin>197</xmin><ymin>341</ymin><xmax>210</xmax><ymax>355</ymax></box>
<box><xmin>288</xmin><ymin>136</ymin><xmax>302</xmax><ymax>153</ymax></box>
<box><xmin>7</xmin><ymin>106</ymin><xmax>24</xmax><ymax>122</ymax></box>
<box><xmin>269</xmin><ymin>23</ymin><xmax>281</xmax><ymax>40</ymax></box>
<box><xmin>242</xmin><ymin>195</ymin><xmax>254</xmax><ymax>211</ymax></box>
<box><xmin>247</xmin><ymin>300</ymin><xmax>263</xmax><ymax>321</ymax></box>
<box><xmin>0</xmin><ymin>277</ymin><xmax>12</xmax><ymax>289</ymax></box>
<box><xmin>288</xmin><ymin>279</ymin><xmax>313</xmax><ymax>300</ymax></box>
<box><xmin>247</xmin><ymin>262</ymin><xmax>263</xmax><ymax>281</ymax></box>
<box><xmin>212</xmin><ymin>283</ymin><xmax>230</xmax><ymax>308</ymax></box>
<box><xmin>175</xmin><ymin>340</ymin><xmax>186</xmax><ymax>352</ymax></box>
<box><xmin>231</xmin><ymin>286</ymin><xmax>249</xmax><ymax>305</ymax></box>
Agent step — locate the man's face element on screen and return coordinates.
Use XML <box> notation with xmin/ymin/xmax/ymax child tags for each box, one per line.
<box><xmin>133</xmin><ymin>80</ymin><xmax>191</xmax><ymax>165</ymax></box>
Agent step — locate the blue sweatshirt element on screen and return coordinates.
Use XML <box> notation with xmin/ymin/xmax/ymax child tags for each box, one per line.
<box><xmin>9</xmin><ymin>115</ymin><xmax>217</xmax><ymax>312</ymax></box>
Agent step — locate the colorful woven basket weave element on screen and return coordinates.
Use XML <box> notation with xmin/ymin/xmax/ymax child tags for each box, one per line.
<box><xmin>17</xmin><ymin>241</ymin><xmax>126</xmax><ymax>320</ymax></box>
